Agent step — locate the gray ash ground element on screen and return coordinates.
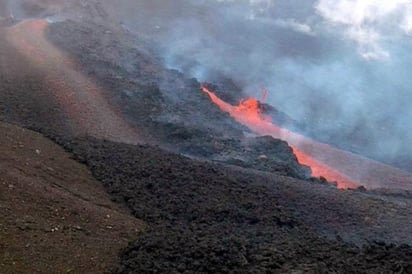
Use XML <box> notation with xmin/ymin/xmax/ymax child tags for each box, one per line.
<box><xmin>1</xmin><ymin>14</ymin><xmax>412</xmax><ymax>273</ymax></box>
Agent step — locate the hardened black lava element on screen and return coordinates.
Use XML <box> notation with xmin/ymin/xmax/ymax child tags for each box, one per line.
<box><xmin>60</xmin><ymin>138</ymin><xmax>411</xmax><ymax>273</ymax></box>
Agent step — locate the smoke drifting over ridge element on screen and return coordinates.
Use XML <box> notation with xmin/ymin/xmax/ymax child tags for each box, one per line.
<box><xmin>3</xmin><ymin>0</ymin><xmax>412</xmax><ymax>169</ymax></box>
<box><xmin>100</xmin><ymin>0</ymin><xmax>412</xmax><ymax>169</ymax></box>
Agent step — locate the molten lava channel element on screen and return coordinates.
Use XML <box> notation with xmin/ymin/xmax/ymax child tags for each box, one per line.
<box><xmin>202</xmin><ymin>85</ymin><xmax>412</xmax><ymax>190</ymax></box>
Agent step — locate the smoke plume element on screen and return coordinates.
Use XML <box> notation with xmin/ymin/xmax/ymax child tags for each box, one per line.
<box><xmin>3</xmin><ymin>0</ymin><xmax>412</xmax><ymax>170</ymax></box>
<box><xmin>106</xmin><ymin>0</ymin><xmax>412</xmax><ymax>169</ymax></box>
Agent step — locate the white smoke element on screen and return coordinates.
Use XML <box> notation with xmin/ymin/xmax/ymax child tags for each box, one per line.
<box><xmin>273</xmin><ymin>18</ymin><xmax>314</xmax><ymax>35</ymax></box>
<box><xmin>316</xmin><ymin>0</ymin><xmax>412</xmax><ymax>60</ymax></box>
<box><xmin>217</xmin><ymin>0</ymin><xmax>412</xmax><ymax>60</ymax></box>
<box><xmin>125</xmin><ymin>0</ymin><xmax>412</xmax><ymax>169</ymax></box>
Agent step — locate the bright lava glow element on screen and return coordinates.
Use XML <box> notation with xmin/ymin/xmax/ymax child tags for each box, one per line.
<box><xmin>201</xmin><ymin>85</ymin><xmax>412</xmax><ymax>190</ymax></box>
<box><xmin>201</xmin><ymin>85</ymin><xmax>358</xmax><ymax>188</ymax></box>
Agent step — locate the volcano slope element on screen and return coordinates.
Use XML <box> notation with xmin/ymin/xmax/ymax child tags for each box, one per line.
<box><xmin>0</xmin><ymin>122</ymin><xmax>143</xmax><ymax>273</ymax></box>
<box><xmin>0</xmin><ymin>19</ymin><xmax>140</xmax><ymax>143</ymax></box>
<box><xmin>1</xmin><ymin>14</ymin><xmax>412</xmax><ymax>273</ymax></box>
<box><xmin>56</xmin><ymin>137</ymin><xmax>412</xmax><ymax>273</ymax></box>
<box><xmin>45</xmin><ymin>19</ymin><xmax>412</xmax><ymax>191</ymax></box>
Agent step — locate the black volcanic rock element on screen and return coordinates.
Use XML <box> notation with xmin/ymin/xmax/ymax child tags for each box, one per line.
<box><xmin>59</xmin><ymin>137</ymin><xmax>412</xmax><ymax>273</ymax></box>
<box><xmin>44</xmin><ymin>20</ymin><xmax>313</xmax><ymax>180</ymax></box>
<box><xmin>0</xmin><ymin>16</ymin><xmax>309</xmax><ymax>179</ymax></box>
<box><xmin>46</xmin><ymin>20</ymin><xmax>247</xmax><ymax>139</ymax></box>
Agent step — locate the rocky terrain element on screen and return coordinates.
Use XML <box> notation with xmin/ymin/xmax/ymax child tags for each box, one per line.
<box><xmin>1</xmin><ymin>1</ymin><xmax>412</xmax><ymax>273</ymax></box>
<box><xmin>0</xmin><ymin>122</ymin><xmax>143</xmax><ymax>273</ymax></box>
<box><xmin>60</xmin><ymin>137</ymin><xmax>412</xmax><ymax>273</ymax></box>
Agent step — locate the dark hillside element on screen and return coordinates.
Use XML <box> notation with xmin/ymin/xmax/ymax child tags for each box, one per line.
<box><xmin>60</xmin><ymin>138</ymin><xmax>412</xmax><ymax>273</ymax></box>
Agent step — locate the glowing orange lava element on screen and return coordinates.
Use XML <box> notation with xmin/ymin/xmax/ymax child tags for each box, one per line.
<box><xmin>202</xmin><ymin>85</ymin><xmax>359</xmax><ymax>189</ymax></box>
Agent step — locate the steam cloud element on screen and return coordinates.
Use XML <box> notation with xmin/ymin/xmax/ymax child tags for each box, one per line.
<box><xmin>3</xmin><ymin>0</ymin><xmax>412</xmax><ymax>169</ymax></box>
<box><xmin>316</xmin><ymin>0</ymin><xmax>412</xmax><ymax>60</ymax></box>
<box><xmin>109</xmin><ymin>0</ymin><xmax>412</xmax><ymax>168</ymax></box>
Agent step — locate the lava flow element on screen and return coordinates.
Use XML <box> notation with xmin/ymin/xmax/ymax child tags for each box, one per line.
<box><xmin>202</xmin><ymin>85</ymin><xmax>412</xmax><ymax>190</ymax></box>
